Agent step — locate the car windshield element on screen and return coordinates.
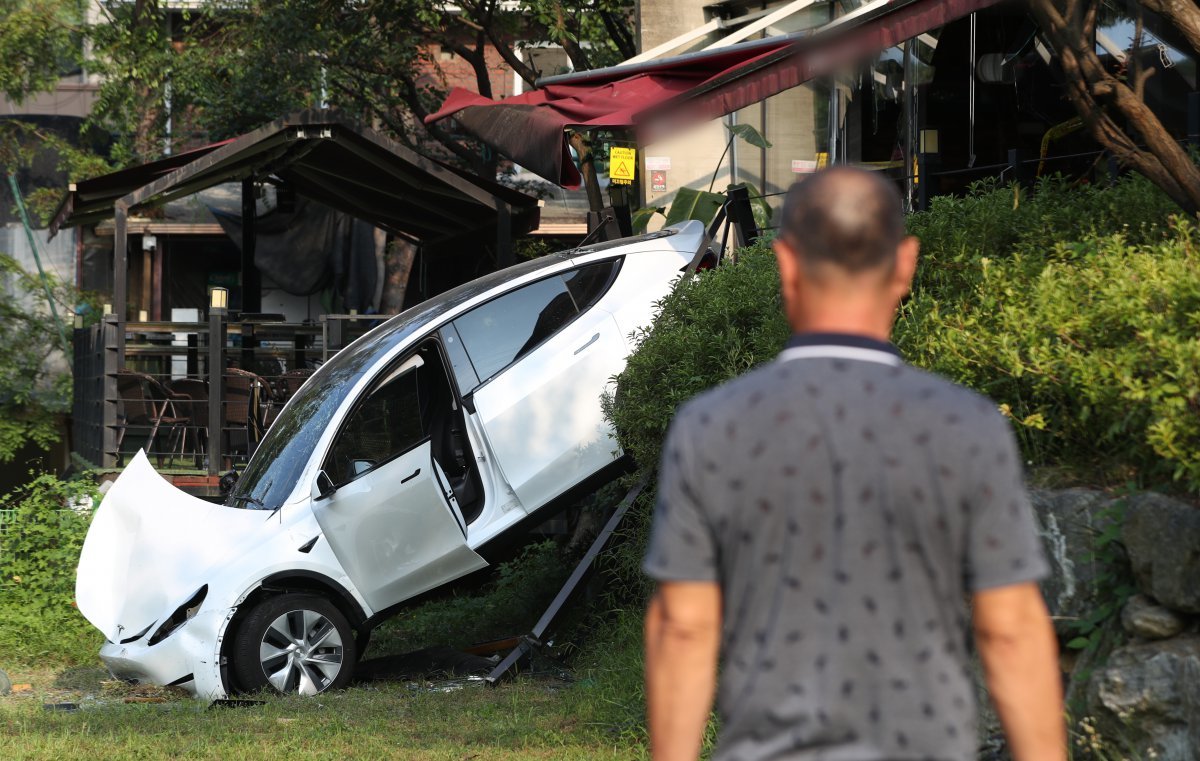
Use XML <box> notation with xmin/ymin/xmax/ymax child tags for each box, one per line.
<box><xmin>226</xmin><ymin>253</ymin><xmax>581</xmax><ymax>511</ymax></box>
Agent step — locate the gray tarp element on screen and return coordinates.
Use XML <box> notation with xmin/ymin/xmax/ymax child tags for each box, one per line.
<box><xmin>213</xmin><ymin>197</ymin><xmax>380</xmax><ymax>312</ymax></box>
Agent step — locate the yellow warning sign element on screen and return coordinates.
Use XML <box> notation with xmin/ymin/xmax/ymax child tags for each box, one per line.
<box><xmin>610</xmin><ymin>146</ymin><xmax>636</xmax><ymax>185</ymax></box>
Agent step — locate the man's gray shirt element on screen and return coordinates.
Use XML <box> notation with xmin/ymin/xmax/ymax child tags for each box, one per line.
<box><xmin>644</xmin><ymin>335</ymin><xmax>1048</xmax><ymax>761</ymax></box>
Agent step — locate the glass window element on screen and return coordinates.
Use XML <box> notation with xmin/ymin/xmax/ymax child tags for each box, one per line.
<box><xmin>564</xmin><ymin>260</ymin><xmax>621</xmax><ymax>311</ymax></box>
<box><xmin>454</xmin><ymin>276</ymin><xmax>578</xmax><ymax>384</ymax></box>
<box><xmin>325</xmin><ymin>357</ymin><xmax>426</xmax><ymax>486</ymax></box>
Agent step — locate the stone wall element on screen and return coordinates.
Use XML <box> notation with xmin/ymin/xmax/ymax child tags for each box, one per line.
<box><xmin>1029</xmin><ymin>488</ymin><xmax>1199</xmax><ymax>760</ymax></box>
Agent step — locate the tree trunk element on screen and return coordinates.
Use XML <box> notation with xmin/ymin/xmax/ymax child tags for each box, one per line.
<box><xmin>381</xmin><ymin>237</ymin><xmax>418</xmax><ymax>314</ymax></box>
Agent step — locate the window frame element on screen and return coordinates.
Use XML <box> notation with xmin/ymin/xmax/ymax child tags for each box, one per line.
<box><xmin>320</xmin><ymin>339</ymin><xmax>457</xmax><ymax>488</ymax></box>
<box><xmin>451</xmin><ymin>256</ymin><xmax>624</xmax><ymax>395</ymax></box>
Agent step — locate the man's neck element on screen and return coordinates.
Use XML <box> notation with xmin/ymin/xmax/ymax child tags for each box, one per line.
<box><xmin>790</xmin><ymin>316</ymin><xmax>893</xmax><ymax>344</ymax></box>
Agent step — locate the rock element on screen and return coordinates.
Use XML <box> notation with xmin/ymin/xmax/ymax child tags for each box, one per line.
<box><xmin>0</xmin><ymin>668</ymin><xmax>10</xmax><ymax>696</ymax></box>
<box><xmin>1123</xmin><ymin>492</ymin><xmax>1200</xmax><ymax>614</ymax></box>
<box><xmin>1088</xmin><ymin>635</ymin><xmax>1200</xmax><ymax>760</ymax></box>
<box><xmin>1029</xmin><ymin>488</ymin><xmax>1122</xmax><ymax>635</ymax></box>
<box><xmin>1122</xmin><ymin>595</ymin><xmax>1187</xmax><ymax>640</ymax></box>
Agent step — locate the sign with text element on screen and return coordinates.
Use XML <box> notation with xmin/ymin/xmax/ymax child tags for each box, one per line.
<box><xmin>645</xmin><ymin>156</ymin><xmax>671</xmax><ymax>171</ymax></box>
<box><xmin>650</xmin><ymin>170</ymin><xmax>667</xmax><ymax>193</ymax></box>
<box><xmin>610</xmin><ymin>147</ymin><xmax>636</xmax><ymax>185</ymax></box>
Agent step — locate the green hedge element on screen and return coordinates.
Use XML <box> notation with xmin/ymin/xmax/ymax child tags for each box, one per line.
<box><xmin>602</xmin><ymin>174</ymin><xmax>1196</xmax><ymax>611</ymax></box>
<box><xmin>897</xmin><ymin>176</ymin><xmax>1197</xmax><ymax>488</ymax></box>
<box><xmin>0</xmin><ymin>473</ymin><xmax>102</xmax><ymax>665</ymax></box>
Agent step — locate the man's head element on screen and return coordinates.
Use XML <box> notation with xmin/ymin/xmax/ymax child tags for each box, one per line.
<box><xmin>772</xmin><ymin>167</ymin><xmax>919</xmax><ymax>339</ymax></box>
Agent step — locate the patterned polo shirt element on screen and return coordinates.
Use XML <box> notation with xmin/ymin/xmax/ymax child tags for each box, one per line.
<box><xmin>644</xmin><ymin>333</ymin><xmax>1048</xmax><ymax>761</ymax></box>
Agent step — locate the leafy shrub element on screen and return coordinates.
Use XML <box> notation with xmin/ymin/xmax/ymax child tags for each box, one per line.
<box><xmin>898</xmin><ymin>177</ymin><xmax>1199</xmax><ymax>490</ymax></box>
<box><xmin>600</xmin><ymin>173</ymin><xmax>1193</xmax><ymax>619</ymax></box>
<box><xmin>369</xmin><ymin>539</ymin><xmax>574</xmax><ymax>655</ymax></box>
<box><xmin>0</xmin><ymin>472</ymin><xmax>102</xmax><ymax>665</ymax></box>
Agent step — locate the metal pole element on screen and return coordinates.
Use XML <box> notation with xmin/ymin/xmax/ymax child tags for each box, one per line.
<box><xmin>207</xmin><ymin>307</ymin><xmax>226</xmax><ymax>476</ymax></box>
<box><xmin>7</xmin><ymin>173</ymin><xmax>71</xmax><ymax>361</ymax></box>
<box><xmin>917</xmin><ymin>153</ymin><xmax>929</xmax><ymax>212</ymax></box>
<box><xmin>1188</xmin><ymin>91</ymin><xmax>1200</xmax><ymax>149</ymax></box>
<box><xmin>968</xmin><ymin>13</ymin><xmax>977</xmax><ymax>167</ymax></box>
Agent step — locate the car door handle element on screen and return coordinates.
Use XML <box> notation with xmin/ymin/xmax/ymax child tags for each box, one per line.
<box><xmin>574</xmin><ymin>333</ymin><xmax>600</xmax><ymax>355</ymax></box>
<box><xmin>400</xmin><ymin>468</ymin><xmax>421</xmax><ymax>484</ymax></box>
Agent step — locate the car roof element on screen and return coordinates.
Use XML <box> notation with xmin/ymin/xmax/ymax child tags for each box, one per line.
<box><xmin>325</xmin><ymin>221</ymin><xmax>704</xmax><ymax>375</ymax></box>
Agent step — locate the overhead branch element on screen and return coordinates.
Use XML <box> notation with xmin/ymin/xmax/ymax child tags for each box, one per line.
<box><xmin>599</xmin><ymin>8</ymin><xmax>637</xmax><ymax>60</ymax></box>
<box><xmin>1140</xmin><ymin>0</ymin><xmax>1200</xmax><ymax>55</ymax></box>
<box><xmin>453</xmin><ymin>9</ymin><xmax>540</xmax><ymax>87</ymax></box>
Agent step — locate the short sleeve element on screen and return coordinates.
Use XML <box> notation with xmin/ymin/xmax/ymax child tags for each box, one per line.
<box><xmin>964</xmin><ymin>414</ymin><xmax>1050</xmax><ymax>591</ymax></box>
<box><xmin>643</xmin><ymin>410</ymin><xmax>719</xmax><ymax>583</ymax></box>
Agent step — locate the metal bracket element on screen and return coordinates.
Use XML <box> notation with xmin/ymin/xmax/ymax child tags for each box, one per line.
<box><xmin>486</xmin><ymin>475</ymin><xmax>649</xmax><ymax>685</ymax></box>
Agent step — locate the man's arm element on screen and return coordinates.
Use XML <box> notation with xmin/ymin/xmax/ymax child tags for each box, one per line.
<box><xmin>645</xmin><ymin>581</ymin><xmax>722</xmax><ymax>761</ymax></box>
<box><xmin>973</xmin><ymin>581</ymin><xmax>1066</xmax><ymax>761</ymax></box>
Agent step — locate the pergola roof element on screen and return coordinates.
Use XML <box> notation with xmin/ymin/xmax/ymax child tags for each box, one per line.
<box><xmin>50</xmin><ymin>111</ymin><xmax>540</xmax><ymax>242</ymax></box>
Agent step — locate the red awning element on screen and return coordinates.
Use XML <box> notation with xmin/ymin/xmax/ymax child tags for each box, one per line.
<box><xmin>427</xmin><ymin>0</ymin><xmax>1003</xmax><ymax>187</ymax></box>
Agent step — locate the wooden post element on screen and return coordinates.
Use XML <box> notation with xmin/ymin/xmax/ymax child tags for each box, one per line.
<box><xmin>496</xmin><ymin>203</ymin><xmax>514</xmax><ymax>268</ymax></box>
<box><xmin>568</xmin><ymin>131</ymin><xmax>605</xmax><ymax>213</ymax></box>
<box><xmin>207</xmin><ymin>307</ymin><xmax>226</xmax><ymax>476</ymax></box>
<box><xmin>113</xmin><ymin>204</ymin><xmax>128</xmax><ymax>366</ymax></box>
<box><xmin>240</xmin><ymin>179</ymin><xmax>262</xmax><ymax>314</ymax></box>
<box><xmin>102</xmin><ymin>316</ymin><xmax>121</xmax><ymax>467</ymax></box>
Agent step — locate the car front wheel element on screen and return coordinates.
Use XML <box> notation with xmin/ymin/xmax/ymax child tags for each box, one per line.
<box><xmin>231</xmin><ymin>593</ymin><xmax>356</xmax><ymax>695</ymax></box>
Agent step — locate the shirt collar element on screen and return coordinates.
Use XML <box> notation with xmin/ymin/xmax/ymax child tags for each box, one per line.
<box><xmin>778</xmin><ymin>332</ymin><xmax>903</xmax><ymax>366</ymax></box>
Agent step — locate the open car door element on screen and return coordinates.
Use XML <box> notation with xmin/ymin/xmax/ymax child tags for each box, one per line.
<box><xmin>312</xmin><ymin>349</ymin><xmax>486</xmax><ymax>613</ymax></box>
<box><xmin>314</xmin><ymin>440</ymin><xmax>486</xmax><ymax>612</ymax></box>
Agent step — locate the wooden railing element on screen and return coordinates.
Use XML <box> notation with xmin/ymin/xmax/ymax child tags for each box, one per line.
<box><xmin>71</xmin><ymin>313</ymin><xmax>389</xmax><ymax>474</ymax></box>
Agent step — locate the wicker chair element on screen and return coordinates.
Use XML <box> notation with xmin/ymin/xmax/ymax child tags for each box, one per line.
<box><xmin>115</xmin><ymin>370</ymin><xmax>189</xmax><ymax>466</ymax></box>
<box><xmin>169</xmin><ymin>378</ymin><xmax>209</xmax><ymax>468</ymax></box>
<box><xmin>224</xmin><ymin>367</ymin><xmax>273</xmax><ymax>459</ymax></box>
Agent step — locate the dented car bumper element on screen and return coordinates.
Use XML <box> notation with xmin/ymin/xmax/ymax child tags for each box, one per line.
<box><xmin>98</xmin><ymin>606</ymin><xmax>231</xmax><ymax>699</ymax></box>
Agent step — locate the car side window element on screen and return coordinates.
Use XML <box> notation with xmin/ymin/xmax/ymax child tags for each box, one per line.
<box><xmin>325</xmin><ymin>359</ymin><xmax>425</xmax><ymax>486</ymax></box>
<box><xmin>453</xmin><ymin>276</ymin><xmax>578</xmax><ymax>384</ymax></box>
<box><xmin>563</xmin><ymin>259</ymin><xmax>621</xmax><ymax>311</ymax></box>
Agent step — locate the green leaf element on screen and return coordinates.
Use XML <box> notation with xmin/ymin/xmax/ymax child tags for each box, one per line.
<box><xmin>726</xmin><ymin>123</ymin><xmax>773</xmax><ymax>150</ymax></box>
<box><xmin>664</xmin><ymin>186</ymin><xmax>726</xmax><ymax>227</ymax></box>
<box><xmin>632</xmin><ymin>206</ymin><xmax>665</xmax><ymax>233</ymax></box>
<box><xmin>1066</xmin><ymin>637</ymin><xmax>1091</xmax><ymax>650</ymax></box>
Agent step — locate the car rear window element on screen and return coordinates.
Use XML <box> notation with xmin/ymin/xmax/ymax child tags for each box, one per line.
<box><xmin>452</xmin><ymin>259</ymin><xmax>621</xmax><ymax>387</ymax></box>
<box><xmin>454</xmin><ymin>275</ymin><xmax>576</xmax><ymax>384</ymax></box>
<box><xmin>564</xmin><ymin>259</ymin><xmax>621</xmax><ymax>310</ymax></box>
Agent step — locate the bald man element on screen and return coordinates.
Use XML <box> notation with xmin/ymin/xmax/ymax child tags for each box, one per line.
<box><xmin>643</xmin><ymin>168</ymin><xmax>1065</xmax><ymax>761</ymax></box>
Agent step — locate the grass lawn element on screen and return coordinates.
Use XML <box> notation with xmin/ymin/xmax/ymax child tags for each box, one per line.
<box><xmin>0</xmin><ymin>662</ymin><xmax>645</xmax><ymax>760</ymax></box>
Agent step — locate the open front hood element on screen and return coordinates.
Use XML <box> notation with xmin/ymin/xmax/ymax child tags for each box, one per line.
<box><xmin>76</xmin><ymin>451</ymin><xmax>277</xmax><ymax>643</ymax></box>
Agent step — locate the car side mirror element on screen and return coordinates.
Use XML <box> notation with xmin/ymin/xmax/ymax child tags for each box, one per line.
<box><xmin>311</xmin><ymin>470</ymin><xmax>336</xmax><ymax>501</ymax></box>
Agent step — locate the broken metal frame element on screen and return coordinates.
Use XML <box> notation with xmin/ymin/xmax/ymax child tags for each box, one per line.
<box><xmin>486</xmin><ymin>474</ymin><xmax>649</xmax><ymax>685</ymax></box>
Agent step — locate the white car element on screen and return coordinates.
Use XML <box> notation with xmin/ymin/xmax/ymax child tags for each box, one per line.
<box><xmin>76</xmin><ymin>222</ymin><xmax>709</xmax><ymax>699</ymax></box>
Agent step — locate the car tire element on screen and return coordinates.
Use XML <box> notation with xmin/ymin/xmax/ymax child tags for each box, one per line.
<box><xmin>231</xmin><ymin>593</ymin><xmax>357</xmax><ymax>696</ymax></box>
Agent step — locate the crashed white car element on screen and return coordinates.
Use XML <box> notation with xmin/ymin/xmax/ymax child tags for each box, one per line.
<box><xmin>76</xmin><ymin>222</ymin><xmax>708</xmax><ymax>698</ymax></box>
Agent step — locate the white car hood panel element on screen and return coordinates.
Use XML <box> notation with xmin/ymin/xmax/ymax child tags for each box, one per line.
<box><xmin>76</xmin><ymin>451</ymin><xmax>280</xmax><ymax>643</ymax></box>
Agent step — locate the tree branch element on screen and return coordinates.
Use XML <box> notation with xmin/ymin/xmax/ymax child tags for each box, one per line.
<box><xmin>599</xmin><ymin>8</ymin><xmax>637</xmax><ymax>60</ymax></box>
<box><xmin>1140</xmin><ymin>0</ymin><xmax>1200</xmax><ymax>55</ymax></box>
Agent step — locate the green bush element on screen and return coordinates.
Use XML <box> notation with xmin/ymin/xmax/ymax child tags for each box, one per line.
<box><xmin>369</xmin><ymin>539</ymin><xmax>575</xmax><ymax>655</ymax></box>
<box><xmin>600</xmin><ymin>173</ymin><xmax>1194</xmax><ymax>618</ymax></box>
<box><xmin>897</xmin><ymin>216</ymin><xmax>1200</xmax><ymax>489</ymax></box>
<box><xmin>0</xmin><ymin>472</ymin><xmax>103</xmax><ymax>665</ymax></box>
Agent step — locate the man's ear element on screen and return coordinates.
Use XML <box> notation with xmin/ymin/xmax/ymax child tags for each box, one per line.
<box><xmin>891</xmin><ymin>236</ymin><xmax>919</xmax><ymax>299</ymax></box>
<box><xmin>773</xmin><ymin>238</ymin><xmax>799</xmax><ymax>289</ymax></box>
